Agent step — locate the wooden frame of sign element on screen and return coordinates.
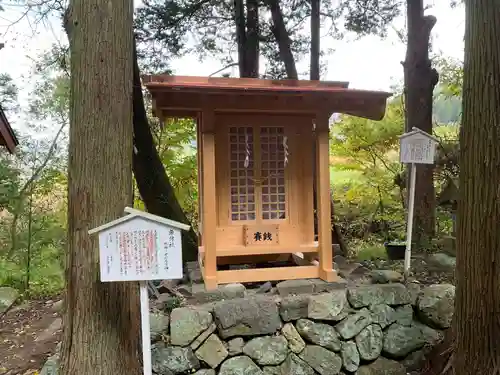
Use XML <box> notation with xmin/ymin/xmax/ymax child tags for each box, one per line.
<box><xmin>143</xmin><ymin>75</ymin><xmax>392</xmax><ymax>290</ymax></box>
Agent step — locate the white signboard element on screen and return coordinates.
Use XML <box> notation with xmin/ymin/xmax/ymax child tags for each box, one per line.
<box><xmin>398</xmin><ymin>128</ymin><xmax>438</xmax><ymax>281</ymax></box>
<box><xmin>399</xmin><ymin>129</ymin><xmax>437</xmax><ymax>165</ymax></box>
<box><xmin>97</xmin><ymin>217</ymin><xmax>183</xmax><ymax>282</ymax></box>
<box><xmin>89</xmin><ymin>208</ymin><xmax>190</xmax><ymax>375</ymax></box>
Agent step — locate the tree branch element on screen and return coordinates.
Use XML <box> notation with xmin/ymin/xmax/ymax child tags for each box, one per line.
<box><xmin>209</xmin><ymin>62</ymin><xmax>239</xmax><ymax>77</ymax></box>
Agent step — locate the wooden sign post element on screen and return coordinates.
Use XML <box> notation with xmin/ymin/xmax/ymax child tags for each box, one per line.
<box><xmin>399</xmin><ymin>127</ymin><xmax>438</xmax><ymax>279</ymax></box>
<box><xmin>89</xmin><ymin>207</ymin><xmax>190</xmax><ymax>375</ymax></box>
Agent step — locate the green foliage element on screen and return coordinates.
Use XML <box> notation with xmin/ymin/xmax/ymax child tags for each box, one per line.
<box><xmin>0</xmin><ymin>46</ymin><xmax>200</xmax><ymax>297</ymax></box>
<box><xmin>0</xmin><ymin>73</ymin><xmax>18</xmax><ymax>112</ymax></box>
<box><xmin>0</xmin><ymin>216</ymin><xmax>65</xmax><ymax>296</ymax></box>
<box><xmin>432</xmin><ymin>57</ymin><xmax>462</xmax><ymax>188</ymax></box>
<box><xmin>30</xmin><ymin>74</ymin><xmax>70</xmax><ymax>121</ymax></box>
<box><xmin>432</xmin><ymin>56</ymin><xmax>463</xmax><ymax>124</ymax></box>
<box><xmin>330</xmin><ymin>97</ymin><xmax>460</xmax><ymax>260</ymax></box>
<box><xmin>0</xmin><ymin>156</ymin><xmax>20</xmax><ymax>211</ymax></box>
<box><xmin>331</xmin><ymin>99</ymin><xmax>406</xmax><ymax>243</ymax></box>
<box><xmin>435</xmin><ymin>57</ymin><xmax>463</xmax><ymax>97</ymax></box>
<box><xmin>433</xmin><ymin>92</ymin><xmax>461</xmax><ymax>124</ymax></box>
<box><xmin>0</xmin><ymin>3</ymin><xmax>466</xmax><ymax>290</ymax></box>
<box><xmin>335</xmin><ymin>58</ymin><xmax>463</xmax><ymax>262</ymax></box>
<box><xmin>0</xmin><ymin>47</ymin><xmax>69</xmax><ymax>297</ymax></box>
<box><xmin>28</xmin><ymin>44</ymin><xmax>70</xmax><ymax>132</ymax></box>
<box><xmin>152</xmin><ymin>117</ymin><xmax>199</xmax><ymax>230</ymax></box>
<box><xmin>0</xmin><ymin>152</ymin><xmax>66</xmax><ymax>297</ymax></box>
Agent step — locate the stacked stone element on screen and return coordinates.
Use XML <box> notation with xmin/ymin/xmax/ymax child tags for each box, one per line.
<box><xmin>149</xmin><ymin>282</ymin><xmax>455</xmax><ymax>375</ymax></box>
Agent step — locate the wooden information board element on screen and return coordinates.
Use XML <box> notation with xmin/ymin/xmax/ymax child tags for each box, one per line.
<box><xmin>97</xmin><ymin>217</ymin><xmax>183</xmax><ymax>282</ymax></box>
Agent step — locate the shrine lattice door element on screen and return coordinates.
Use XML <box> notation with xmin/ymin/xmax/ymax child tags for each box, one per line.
<box><xmin>214</xmin><ymin>115</ymin><xmax>315</xmax><ymax>252</ymax></box>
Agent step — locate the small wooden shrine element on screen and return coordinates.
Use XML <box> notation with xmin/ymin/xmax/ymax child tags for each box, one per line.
<box><xmin>143</xmin><ymin>75</ymin><xmax>391</xmax><ymax>290</ymax></box>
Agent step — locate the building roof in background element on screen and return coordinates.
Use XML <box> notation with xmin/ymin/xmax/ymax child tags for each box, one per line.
<box><xmin>0</xmin><ymin>106</ymin><xmax>18</xmax><ymax>154</ymax></box>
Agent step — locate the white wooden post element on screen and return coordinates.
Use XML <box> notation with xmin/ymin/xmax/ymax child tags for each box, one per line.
<box><xmin>404</xmin><ymin>163</ymin><xmax>417</xmax><ymax>279</ymax></box>
<box><xmin>140</xmin><ymin>281</ymin><xmax>153</xmax><ymax>375</ymax></box>
<box><xmin>399</xmin><ymin>127</ymin><xmax>438</xmax><ymax>280</ymax></box>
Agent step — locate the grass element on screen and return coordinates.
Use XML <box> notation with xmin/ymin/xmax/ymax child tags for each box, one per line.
<box><xmin>344</xmin><ymin>238</ymin><xmax>388</xmax><ymax>261</ymax></box>
<box><xmin>330</xmin><ymin>166</ymin><xmax>364</xmax><ymax>187</ymax></box>
<box><xmin>356</xmin><ymin>244</ymin><xmax>388</xmax><ymax>261</ymax></box>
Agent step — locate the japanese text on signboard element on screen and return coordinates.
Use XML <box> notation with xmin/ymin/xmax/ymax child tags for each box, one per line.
<box><xmin>116</xmin><ymin>229</ymin><xmax>164</xmax><ymax>277</ymax></box>
<box><xmin>98</xmin><ymin>219</ymin><xmax>182</xmax><ymax>282</ymax></box>
<box><xmin>400</xmin><ymin>137</ymin><xmax>435</xmax><ymax>164</ymax></box>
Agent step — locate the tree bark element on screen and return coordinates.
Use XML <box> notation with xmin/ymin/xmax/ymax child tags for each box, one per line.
<box><xmin>245</xmin><ymin>0</ymin><xmax>259</xmax><ymax>77</ymax></box>
<box><xmin>132</xmin><ymin>42</ymin><xmax>199</xmax><ymax>263</ymax></box>
<box><xmin>234</xmin><ymin>0</ymin><xmax>247</xmax><ymax>78</ymax></box>
<box><xmin>267</xmin><ymin>0</ymin><xmax>298</xmax><ymax>79</ymax></box>
<box><xmin>454</xmin><ymin>1</ymin><xmax>500</xmax><ymax>374</ymax></box>
<box><xmin>309</xmin><ymin>0</ymin><xmax>320</xmax><ymax>240</ymax></box>
<box><xmin>310</xmin><ymin>0</ymin><xmax>320</xmax><ymax>212</ymax></box>
<box><xmin>61</xmin><ymin>1</ymin><xmax>141</xmax><ymax>374</ymax></box>
<box><xmin>403</xmin><ymin>0</ymin><xmax>439</xmax><ymax>246</ymax></box>
<box><xmin>310</xmin><ymin>0</ymin><xmax>320</xmax><ymax>81</ymax></box>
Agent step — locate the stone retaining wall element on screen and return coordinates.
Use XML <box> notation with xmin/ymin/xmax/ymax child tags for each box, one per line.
<box><xmin>149</xmin><ymin>282</ymin><xmax>455</xmax><ymax>375</ymax></box>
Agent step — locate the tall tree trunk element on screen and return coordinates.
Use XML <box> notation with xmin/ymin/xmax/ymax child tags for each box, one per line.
<box><xmin>310</xmin><ymin>0</ymin><xmax>320</xmax><ymax>81</ymax></box>
<box><xmin>267</xmin><ymin>0</ymin><xmax>298</xmax><ymax>79</ymax></box>
<box><xmin>454</xmin><ymin>1</ymin><xmax>500</xmax><ymax>374</ymax></box>
<box><xmin>310</xmin><ymin>0</ymin><xmax>320</xmax><ymax>237</ymax></box>
<box><xmin>310</xmin><ymin>0</ymin><xmax>320</xmax><ymax>199</ymax></box>
<box><xmin>234</xmin><ymin>0</ymin><xmax>247</xmax><ymax>77</ymax></box>
<box><xmin>403</xmin><ymin>0</ymin><xmax>439</xmax><ymax>246</ymax></box>
<box><xmin>61</xmin><ymin>1</ymin><xmax>141</xmax><ymax>374</ymax></box>
<box><xmin>308</xmin><ymin>0</ymin><xmax>346</xmax><ymax>254</ymax></box>
<box><xmin>245</xmin><ymin>0</ymin><xmax>259</xmax><ymax>77</ymax></box>
<box><xmin>132</xmin><ymin>42</ymin><xmax>199</xmax><ymax>263</ymax></box>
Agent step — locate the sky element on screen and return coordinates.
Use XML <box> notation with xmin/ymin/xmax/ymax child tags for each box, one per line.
<box><xmin>0</xmin><ymin>0</ymin><xmax>465</xmax><ymax>135</ymax></box>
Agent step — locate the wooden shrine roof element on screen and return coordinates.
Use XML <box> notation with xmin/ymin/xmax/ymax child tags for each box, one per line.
<box><xmin>0</xmin><ymin>106</ymin><xmax>18</xmax><ymax>154</ymax></box>
<box><xmin>143</xmin><ymin>75</ymin><xmax>392</xmax><ymax>121</ymax></box>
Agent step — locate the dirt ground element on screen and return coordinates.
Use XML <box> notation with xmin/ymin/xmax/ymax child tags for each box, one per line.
<box><xmin>360</xmin><ymin>253</ymin><xmax>455</xmax><ymax>285</ymax></box>
<box><xmin>0</xmin><ymin>297</ymin><xmax>62</xmax><ymax>375</ymax></box>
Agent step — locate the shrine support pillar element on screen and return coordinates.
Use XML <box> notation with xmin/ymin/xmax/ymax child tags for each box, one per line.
<box><xmin>315</xmin><ymin>113</ymin><xmax>336</xmax><ymax>281</ymax></box>
<box><xmin>201</xmin><ymin>110</ymin><xmax>218</xmax><ymax>290</ymax></box>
